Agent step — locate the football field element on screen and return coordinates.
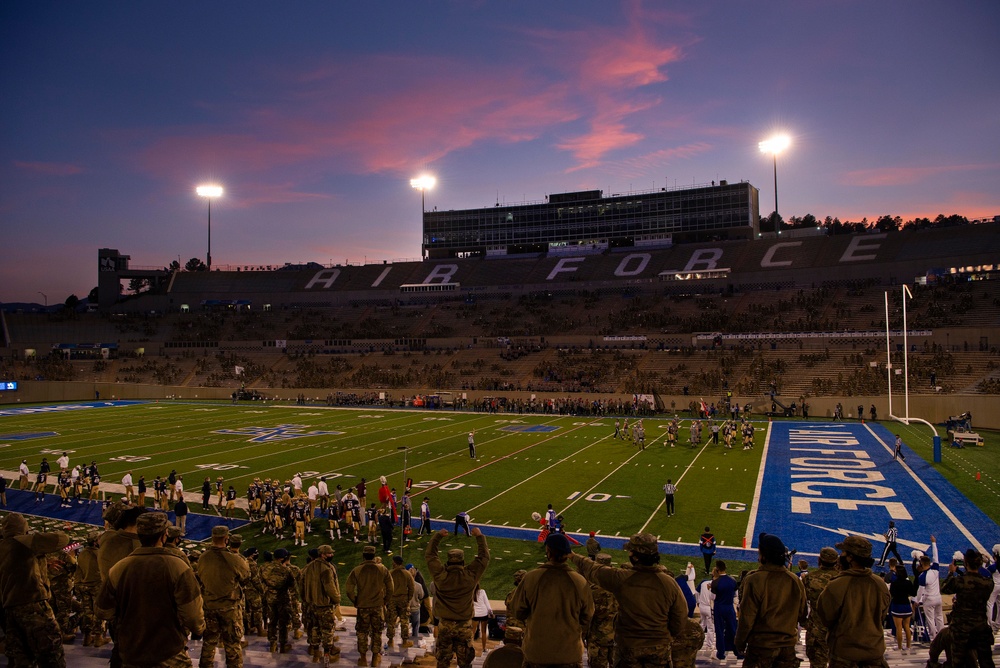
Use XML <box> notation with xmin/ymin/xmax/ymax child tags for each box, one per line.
<box><xmin>1</xmin><ymin>400</ymin><xmax>996</xmax><ymax>565</ymax></box>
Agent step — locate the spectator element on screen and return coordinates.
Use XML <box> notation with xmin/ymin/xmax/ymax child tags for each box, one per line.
<box><xmin>345</xmin><ymin>545</ymin><xmax>392</xmax><ymax>666</ymax></box>
<box><xmin>425</xmin><ymin>527</ymin><xmax>490</xmax><ymax>668</ymax></box>
<box><xmin>941</xmin><ymin>548</ymin><xmax>996</xmax><ymax>668</ymax></box>
<box><xmin>801</xmin><ymin>547</ymin><xmax>840</xmax><ymax>668</ymax></box>
<box><xmin>300</xmin><ymin>544</ymin><xmax>342</xmax><ymax>663</ymax></box>
<box><xmin>0</xmin><ymin>512</ymin><xmax>70</xmax><ymax>668</ymax></box>
<box><xmin>814</xmin><ymin>536</ymin><xmax>890</xmax><ymax>666</ymax></box>
<box><xmin>511</xmin><ymin>533</ymin><xmax>593</xmax><ymax>665</ymax></box>
<box><xmin>96</xmin><ymin>512</ymin><xmax>205</xmax><ymax>667</ymax></box>
<box><xmin>570</xmin><ymin>533</ymin><xmax>687</xmax><ymax>666</ymax></box>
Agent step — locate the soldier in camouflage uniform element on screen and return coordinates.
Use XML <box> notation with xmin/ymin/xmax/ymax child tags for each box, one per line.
<box><xmin>197</xmin><ymin>525</ymin><xmax>250</xmax><ymax>668</ymax></box>
<box><xmin>260</xmin><ymin>548</ymin><xmax>296</xmax><ymax>653</ymax></box>
<box><xmin>503</xmin><ymin>569</ymin><xmax>528</xmax><ymax>635</ymax></box>
<box><xmin>301</xmin><ymin>544</ymin><xmax>342</xmax><ymax>663</ymax></box>
<box><xmin>801</xmin><ymin>547</ymin><xmax>840</xmax><ymax>668</ymax></box>
<box><xmin>288</xmin><ymin>555</ymin><xmax>304</xmax><ymax>640</ymax></box>
<box><xmin>243</xmin><ymin>547</ymin><xmax>266</xmax><ymax>636</ymax></box>
<box><xmin>940</xmin><ymin>549</ymin><xmax>996</xmax><ymax>668</ymax></box>
<box><xmin>386</xmin><ymin>555</ymin><xmax>416</xmax><ymax>650</ymax></box>
<box><xmin>587</xmin><ymin>554</ymin><xmax>619</xmax><ymax>668</ymax></box>
<box><xmin>671</xmin><ymin>618</ymin><xmax>706</xmax><ymax>668</ymax></box>
<box><xmin>346</xmin><ymin>544</ymin><xmax>393</xmax><ymax>667</ymax></box>
<box><xmin>76</xmin><ymin>530</ymin><xmax>106</xmax><ymax>646</ymax></box>
<box><xmin>47</xmin><ymin>543</ymin><xmax>78</xmax><ymax>641</ymax></box>
<box><xmin>425</xmin><ymin>528</ymin><xmax>490</xmax><ymax>668</ymax></box>
<box><xmin>0</xmin><ymin>512</ymin><xmax>70</xmax><ymax>668</ymax></box>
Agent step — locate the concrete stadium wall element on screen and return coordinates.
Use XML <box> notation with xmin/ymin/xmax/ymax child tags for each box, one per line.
<box><xmin>2</xmin><ymin>381</ymin><xmax>998</xmax><ymax>432</ymax></box>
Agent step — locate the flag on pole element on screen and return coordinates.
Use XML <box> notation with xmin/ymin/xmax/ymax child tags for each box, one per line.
<box><xmin>234</xmin><ymin>366</ymin><xmax>244</xmax><ymax>376</ymax></box>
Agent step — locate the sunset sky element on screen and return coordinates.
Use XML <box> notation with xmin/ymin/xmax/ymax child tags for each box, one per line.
<box><xmin>2</xmin><ymin>1</ymin><xmax>998</xmax><ymax>303</ymax></box>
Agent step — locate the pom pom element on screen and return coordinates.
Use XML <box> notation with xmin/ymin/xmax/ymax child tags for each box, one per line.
<box><xmin>531</xmin><ymin>511</ymin><xmax>541</xmax><ymax>522</ymax></box>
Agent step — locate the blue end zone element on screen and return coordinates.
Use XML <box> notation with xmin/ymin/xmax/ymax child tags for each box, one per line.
<box><xmin>750</xmin><ymin>421</ymin><xmax>998</xmax><ymax>559</ymax></box>
<box><xmin>0</xmin><ymin>488</ymin><xmax>248</xmax><ymax>542</ymax></box>
<box><xmin>0</xmin><ymin>400</ymin><xmax>147</xmax><ymax>418</ymax></box>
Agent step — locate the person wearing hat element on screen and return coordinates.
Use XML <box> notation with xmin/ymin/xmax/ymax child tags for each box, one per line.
<box><xmin>260</xmin><ymin>547</ymin><xmax>296</xmax><ymax>653</ymax></box>
<box><xmin>96</xmin><ymin>511</ymin><xmax>205</xmax><ymax>667</ymax></box>
<box><xmin>0</xmin><ymin>512</ymin><xmax>70</xmax><ymax>667</ymax></box>
<box><xmin>18</xmin><ymin>458</ymin><xmax>30</xmax><ymax>490</ymax></box>
<box><xmin>941</xmin><ymin>548</ymin><xmax>995</xmax><ymax>668</ymax></box>
<box><xmin>98</xmin><ymin>505</ymin><xmax>144</xmax><ymax>582</ymax></box>
<box><xmin>586</xmin><ymin>554</ymin><xmax>618</xmax><ymax>668</ymax></box>
<box><xmin>242</xmin><ymin>547</ymin><xmax>266</xmax><ymax>637</ymax></box>
<box><xmin>386</xmin><ymin>555</ymin><xmax>417</xmax><ymax>651</ymax></box>
<box><xmin>345</xmin><ymin>544</ymin><xmax>393</xmax><ymax>666</ymax></box>
<box><xmin>482</xmin><ymin>625</ymin><xmax>524</xmax><ymax>668</ymax></box>
<box><xmin>425</xmin><ymin>527</ymin><xmax>491</xmax><ymax>667</ymax></box>
<box><xmin>196</xmin><ymin>524</ymin><xmax>250</xmax><ymax>668</ymax></box>
<box><xmin>570</xmin><ymin>532</ymin><xmax>687</xmax><ymax>666</ymax></box>
<box><xmin>801</xmin><ymin>547</ymin><xmax>841</xmax><ymax>668</ymax></box>
<box><xmin>77</xmin><ymin>529</ymin><xmax>108</xmax><ymax>647</ymax></box>
<box><xmin>585</xmin><ymin>531</ymin><xmax>601</xmax><ymax>560</ymax></box>
<box><xmin>510</xmin><ymin>532</ymin><xmax>592</xmax><ymax>665</ymax></box>
<box><xmin>301</xmin><ymin>544</ymin><xmax>342</xmax><ymax>663</ymax></box>
<box><xmin>503</xmin><ymin>569</ymin><xmax>529</xmax><ymax>638</ymax></box>
<box><xmin>733</xmin><ymin>533</ymin><xmax>807</xmax><ymax>664</ymax></box>
<box><xmin>814</xmin><ymin>535</ymin><xmax>890</xmax><ymax>666</ymax></box>
<box><xmin>406</xmin><ymin>564</ymin><xmax>425</xmax><ymax>643</ymax></box>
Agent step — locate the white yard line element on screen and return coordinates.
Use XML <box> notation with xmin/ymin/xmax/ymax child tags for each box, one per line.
<box><xmin>742</xmin><ymin>420</ymin><xmax>773</xmax><ymax>548</ymax></box>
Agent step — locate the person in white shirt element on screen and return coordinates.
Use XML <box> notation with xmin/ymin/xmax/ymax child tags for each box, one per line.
<box><xmin>915</xmin><ymin>536</ymin><xmax>943</xmax><ymax>639</ymax></box>
<box><xmin>56</xmin><ymin>452</ymin><xmax>69</xmax><ymax>471</ymax></box>
<box><xmin>122</xmin><ymin>471</ymin><xmax>134</xmax><ymax>503</ymax></box>
<box><xmin>317</xmin><ymin>477</ymin><xmax>330</xmax><ymax>516</ymax></box>
<box><xmin>18</xmin><ymin>460</ymin><xmax>30</xmax><ymax>489</ymax></box>
<box><xmin>989</xmin><ymin>545</ymin><xmax>1000</xmax><ymax>632</ymax></box>
<box><xmin>307</xmin><ymin>482</ymin><xmax>319</xmax><ymax>522</ymax></box>
<box><xmin>697</xmin><ymin>576</ymin><xmax>716</xmax><ymax>651</ymax></box>
<box><xmin>472</xmin><ymin>585</ymin><xmax>493</xmax><ymax>656</ymax></box>
<box><xmin>292</xmin><ymin>472</ymin><xmax>303</xmax><ymax>495</ymax></box>
<box><xmin>174</xmin><ymin>475</ymin><xmax>184</xmax><ymax>501</ymax></box>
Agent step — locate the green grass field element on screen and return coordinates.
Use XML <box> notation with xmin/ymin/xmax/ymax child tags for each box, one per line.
<box><xmin>2</xmin><ymin>399</ymin><xmax>997</xmax><ymax>596</ymax></box>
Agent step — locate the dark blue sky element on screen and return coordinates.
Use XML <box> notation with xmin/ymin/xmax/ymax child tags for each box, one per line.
<box><xmin>2</xmin><ymin>1</ymin><xmax>998</xmax><ymax>302</ymax></box>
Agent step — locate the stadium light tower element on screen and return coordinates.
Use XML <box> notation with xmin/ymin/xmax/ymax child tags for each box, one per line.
<box><xmin>759</xmin><ymin>135</ymin><xmax>791</xmax><ymax>235</ymax></box>
<box><xmin>196</xmin><ymin>184</ymin><xmax>223</xmax><ymax>270</ymax></box>
<box><xmin>410</xmin><ymin>175</ymin><xmax>436</xmax><ymax>215</ymax></box>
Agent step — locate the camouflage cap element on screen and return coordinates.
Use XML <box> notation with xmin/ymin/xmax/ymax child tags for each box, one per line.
<box><xmin>2</xmin><ymin>512</ymin><xmax>28</xmax><ymax>538</ymax></box>
<box><xmin>135</xmin><ymin>512</ymin><xmax>170</xmax><ymax>536</ymax></box>
<box><xmin>835</xmin><ymin>535</ymin><xmax>872</xmax><ymax>559</ymax></box>
<box><xmin>446</xmin><ymin>549</ymin><xmax>466</xmax><ymax>564</ymax></box>
<box><xmin>819</xmin><ymin>547</ymin><xmax>839</xmax><ymax>564</ymax></box>
<box><xmin>624</xmin><ymin>532</ymin><xmax>659</xmax><ymax>555</ymax></box>
<box><xmin>513</xmin><ymin>569</ymin><xmax>527</xmax><ymax>584</ymax></box>
<box><xmin>227</xmin><ymin>534</ymin><xmax>243</xmax><ymax>548</ymax></box>
<box><xmin>166</xmin><ymin>526</ymin><xmax>182</xmax><ymax>540</ymax></box>
<box><xmin>318</xmin><ymin>544</ymin><xmax>334</xmax><ymax>556</ymax></box>
<box><xmin>504</xmin><ymin>626</ymin><xmax>524</xmax><ymax>643</ymax></box>
<box><xmin>86</xmin><ymin>529</ymin><xmax>103</xmax><ymax>544</ymax></box>
<box><xmin>211</xmin><ymin>525</ymin><xmax>230</xmax><ymax>539</ymax></box>
<box><xmin>102</xmin><ymin>502</ymin><xmax>125</xmax><ymax>526</ymax></box>
<box><xmin>595</xmin><ymin>553</ymin><xmax>613</xmax><ymax>565</ymax></box>
<box><xmin>362</xmin><ymin>545</ymin><xmax>376</xmax><ymax>556</ymax></box>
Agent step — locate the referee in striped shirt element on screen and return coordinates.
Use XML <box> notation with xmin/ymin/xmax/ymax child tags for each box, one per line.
<box><xmin>663</xmin><ymin>480</ymin><xmax>677</xmax><ymax>516</ymax></box>
<box><xmin>878</xmin><ymin>520</ymin><xmax>903</xmax><ymax>566</ymax></box>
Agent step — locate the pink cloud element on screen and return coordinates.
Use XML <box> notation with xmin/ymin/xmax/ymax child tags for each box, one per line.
<box><xmin>841</xmin><ymin>163</ymin><xmax>999</xmax><ymax>187</ymax></box>
<box><xmin>13</xmin><ymin>160</ymin><xmax>84</xmax><ymax>176</ymax></box>
<box><xmin>131</xmin><ymin>3</ymin><xmax>694</xmax><ymax>184</ymax></box>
